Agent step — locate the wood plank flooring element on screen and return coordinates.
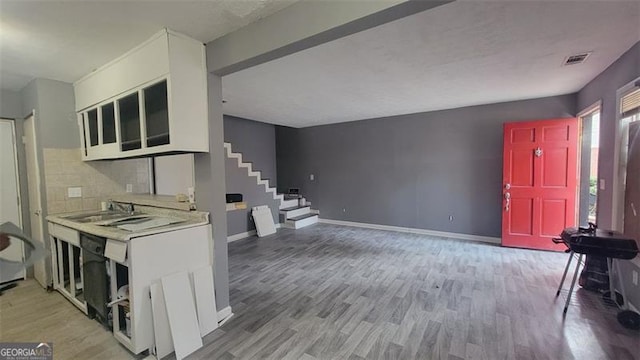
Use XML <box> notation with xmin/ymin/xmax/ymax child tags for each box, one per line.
<box><xmin>193</xmin><ymin>224</ymin><xmax>639</xmax><ymax>360</ymax></box>
<box><xmin>0</xmin><ymin>279</ymin><xmax>136</xmax><ymax>359</ymax></box>
<box><xmin>2</xmin><ymin>223</ymin><xmax>638</xmax><ymax>359</ymax></box>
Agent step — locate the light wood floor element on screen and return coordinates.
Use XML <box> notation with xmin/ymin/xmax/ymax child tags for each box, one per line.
<box><xmin>0</xmin><ymin>278</ymin><xmax>136</xmax><ymax>359</ymax></box>
<box><xmin>2</xmin><ymin>224</ymin><xmax>639</xmax><ymax>359</ymax></box>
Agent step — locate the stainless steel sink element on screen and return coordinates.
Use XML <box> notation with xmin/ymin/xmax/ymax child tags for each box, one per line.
<box><xmin>63</xmin><ymin>211</ymin><xmax>145</xmax><ymax>224</ymax></box>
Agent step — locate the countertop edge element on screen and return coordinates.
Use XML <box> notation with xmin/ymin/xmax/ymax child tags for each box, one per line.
<box><xmin>47</xmin><ymin>214</ymin><xmax>210</xmax><ymax>242</ymax></box>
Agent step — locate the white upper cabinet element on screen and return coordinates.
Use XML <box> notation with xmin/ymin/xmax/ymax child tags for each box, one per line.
<box><xmin>74</xmin><ymin>29</ymin><xmax>208</xmax><ymax>160</ymax></box>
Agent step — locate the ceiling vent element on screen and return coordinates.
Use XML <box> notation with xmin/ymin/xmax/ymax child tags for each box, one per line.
<box><xmin>563</xmin><ymin>52</ymin><xmax>591</xmax><ymax>66</ymax></box>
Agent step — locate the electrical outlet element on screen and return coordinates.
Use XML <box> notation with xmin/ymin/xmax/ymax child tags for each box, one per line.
<box><xmin>126</xmin><ymin>184</ymin><xmax>133</xmax><ymax>193</ymax></box>
<box><xmin>633</xmin><ymin>270</ymin><xmax>638</xmax><ymax>286</ymax></box>
<box><xmin>67</xmin><ymin>187</ymin><xmax>82</xmax><ymax>198</ymax></box>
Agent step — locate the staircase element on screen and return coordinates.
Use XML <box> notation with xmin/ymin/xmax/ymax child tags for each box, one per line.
<box><xmin>224</xmin><ymin>142</ymin><xmax>318</xmax><ymax>229</ymax></box>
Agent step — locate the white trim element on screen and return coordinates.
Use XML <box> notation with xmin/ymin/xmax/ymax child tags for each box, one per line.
<box><xmin>613</xmin><ymin>77</ymin><xmax>640</xmax><ymax>231</ymax></box>
<box><xmin>577</xmin><ymin>100</ymin><xmax>602</xmax><ymax>118</ymax></box>
<box><xmin>318</xmin><ymin>218</ymin><xmax>501</xmax><ymax>244</ymax></box>
<box><xmin>227</xmin><ymin>224</ymin><xmax>282</xmax><ymax>243</ymax></box>
<box><xmin>217</xmin><ymin>306</ymin><xmax>233</xmax><ymax>325</ymax></box>
<box><xmin>224</xmin><ymin>141</ymin><xmax>284</xmax><ymax>208</ymax></box>
<box><xmin>228</xmin><ymin>230</ymin><xmax>256</xmax><ymax>243</ymax></box>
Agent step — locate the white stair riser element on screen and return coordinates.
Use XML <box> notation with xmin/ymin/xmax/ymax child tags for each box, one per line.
<box><xmin>279</xmin><ymin>199</ymin><xmax>299</xmax><ymax>209</ymax></box>
<box><xmin>281</xmin><ymin>207</ymin><xmax>310</xmax><ymax>219</ymax></box>
<box><xmin>284</xmin><ymin>215</ymin><xmax>318</xmax><ymax>229</ymax></box>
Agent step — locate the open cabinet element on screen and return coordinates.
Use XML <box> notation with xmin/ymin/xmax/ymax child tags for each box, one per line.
<box><xmin>49</xmin><ymin>223</ymin><xmax>87</xmax><ymax>313</ymax></box>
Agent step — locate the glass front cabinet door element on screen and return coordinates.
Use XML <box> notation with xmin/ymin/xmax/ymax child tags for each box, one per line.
<box><xmin>81</xmin><ymin>102</ymin><xmax>120</xmax><ymax>158</ymax></box>
<box><xmin>79</xmin><ymin>79</ymin><xmax>170</xmax><ymax>160</ymax></box>
<box><xmin>144</xmin><ymin>80</ymin><xmax>170</xmax><ymax>148</ymax></box>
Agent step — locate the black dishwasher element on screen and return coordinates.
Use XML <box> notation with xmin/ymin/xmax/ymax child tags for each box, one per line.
<box><xmin>80</xmin><ymin>233</ymin><xmax>109</xmax><ymax>326</ymax></box>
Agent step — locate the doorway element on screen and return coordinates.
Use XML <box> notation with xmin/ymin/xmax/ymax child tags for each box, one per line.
<box><xmin>24</xmin><ymin>113</ymin><xmax>48</xmax><ymax>288</ymax></box>
<box><xmin>578</xmin><ymin>105</ymin><xmax>600</xmax><ymax>226</ymax></box>
<box><xmin>0</xmin><ymin>119</ymin><xmax>25</xmax><ymax>283</ymax></box>
<box><xmin>501</xmin><ymin>118</ymin><xmax>579</xmax><ymax>251</ymax></box>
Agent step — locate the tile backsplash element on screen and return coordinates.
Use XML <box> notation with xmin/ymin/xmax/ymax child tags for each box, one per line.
<box><xmin>43</xmin><ymin>148</ymin><xmax>150</xmax><ymax>214</ymax></box>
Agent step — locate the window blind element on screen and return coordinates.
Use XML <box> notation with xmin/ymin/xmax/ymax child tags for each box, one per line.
<box><xmin>621</xmin><ymin>87</ymin><xmax>640</xmax><ymax>118</ymax></box>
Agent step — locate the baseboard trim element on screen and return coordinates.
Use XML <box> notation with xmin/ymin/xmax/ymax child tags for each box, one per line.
<box><xmin>217</xmin><ymin>306</ymin><xmax>233</xmax><ymax>325</ymax></box>
<box><xmin>228</xmin><ymin>230</ymin><xmax>256</xmax><ymax>243</ymax></box>
<box><xmin>318</xmin><ymin>218</ymin><xmax>501</xmax><ymax>244</ymax></box>
<box><xmin>227</xmin><ymin>224</ymin><xmax>283</xmax><ymax>243</ymax></box>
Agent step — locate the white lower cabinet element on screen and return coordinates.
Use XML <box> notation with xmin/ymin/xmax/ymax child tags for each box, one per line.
<box><xmin>108</xmin><ymin>225</ymin><xmax>212</xmax><ymax>354</ymax></box>
<box><xmin>48</xmin><ymin>221</ymin><xmax>212</xmax><ymax>355</ymax></box>
<box><xmin>49</xmin><ymin>224</ymin><xmax>87</xmax><ymax>314</ymax></box>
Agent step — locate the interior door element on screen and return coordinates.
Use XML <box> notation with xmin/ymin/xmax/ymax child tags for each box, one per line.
<box><xmin>502</xmin><ymin>118</ymin><xmax>579</xmax><ymax>251</ymax></box>
<box><xmin>24</xmin><ymin>114</ymin><xmax>48</xmax><ymax>287</ymax></box>
<box><xmin>0</xmin><ymin>119</ymin><xmax>25</xmax><ymax>283</ymax></box>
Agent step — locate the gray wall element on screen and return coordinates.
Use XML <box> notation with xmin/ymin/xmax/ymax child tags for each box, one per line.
<box><xmin>577</xmin><ymin>42</ymin><xmax>640</xmax><ymax>311</ymax></box>
<box><xmin>17</xmin><ymin>78</ymin><xmax>78</xmax><ymax>286</ymax></box>
<box><xmin>29</xmin><ymin>79</ymin><xmax>79</xmax><ymax>149</ymax></box>
<box><xmin>277</xmin><ymin>94</ymin><xmax>576</xmax><ymax>238</ymax></box>
<box><xmin>225</xmin><ymin>157</ymin><xmax>280</xmax><ymax>236</ymax></box>
<box><xmin>223</xmin><ymin>115</ymin><xmax>280</xmax><ymax>236</ymax></box>
<box><xmin>194</xmin><ymin>73</ymin><xmax>230</xmax><ymax>311</ymax></box>
<box><xmin>224</xmin><ymin>115</ymin><xmax>277</xmax><ymax>187</ymax></box>
<box><xmin>577</xmin><ymin>41</ymin><xmax>640</xmax><ymax>230</ymax></box>
<box><xmin>1</xmin><ymin>89</ymin><xmax>23</xmax><ymax>119</ymax></box>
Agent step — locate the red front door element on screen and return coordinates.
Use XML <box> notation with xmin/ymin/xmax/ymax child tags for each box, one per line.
<box><xmin>502</xmin><ymin>118</ymin><xmax>579</xmax><ymax>251</ymax></box>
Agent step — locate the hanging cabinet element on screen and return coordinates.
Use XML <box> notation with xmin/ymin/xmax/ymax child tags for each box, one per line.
<box><xmin>74</xmin><ymin>29</ymin><xmax>208</xmax><ymax>160</ymax></box>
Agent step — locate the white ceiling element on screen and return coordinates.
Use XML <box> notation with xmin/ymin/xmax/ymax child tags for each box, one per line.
<box><xmin>222</xmin><ymin>0</ymin><xmax>640</xmax><ymax>128</ymax></box>
<box><xmin>2</xmin><ymin>1</ymin><xmax>639</xmax><ymax>128</ymax></box>
<box><xmin>0</xmin><ymin>0</ymin><xmax>296</xmax><ymax>91</ymax></box>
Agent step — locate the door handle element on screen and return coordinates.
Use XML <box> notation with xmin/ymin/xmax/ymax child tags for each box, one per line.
<box><xmin>504</xmin><ymin>192</ymin><xmax>511</xmax><ymax>212</ymax></box>
<box><xmin>34</xmin><ymin>210</ymin><xmax>41</xmax><ymax>216</ymax></box>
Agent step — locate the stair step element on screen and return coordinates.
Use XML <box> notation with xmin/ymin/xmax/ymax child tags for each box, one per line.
<box><xmin>279</xmin><ymin>206</ymin><xmax>311</xmax><ymax>221</ymax></box>
<box><xmin>279</xmin><ymin>205</ymin><xmax>310</xmax><ymax>212</ymax></box>
<box><xmin>279</xmin><ymin>198</ymin><xmax>300</xmax><ymax>209</ymax></box>
<box><xmin>284</xmin><ymin>214</ymin><xmax>318</xmax><ymax>229</ymax></box>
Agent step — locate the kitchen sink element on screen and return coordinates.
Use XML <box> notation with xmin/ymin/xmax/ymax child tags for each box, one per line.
<box><xmin>63</xmin><ymin>211</ymin><xmax>146</xmax><ymax>224</ymax></box>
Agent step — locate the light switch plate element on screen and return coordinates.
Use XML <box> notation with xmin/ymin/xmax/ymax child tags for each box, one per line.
<box><xmin>126</xmin><ymin>184</ymin><xmax>133</xmax><ymax>193</ymax></box>
<box><xmin>599</xmin><ymin>179</ymin><xmax>605</xmax><ymax>190</ymax></box>
<box><xmin>310</xmin><ymin>174</ymin><xmax>315</xmax><ymax>181</ymax></box>
<box><xmin>67</xmin><ymin>187</ymin><xmax>82</xmax><ymax>198</ymax></box>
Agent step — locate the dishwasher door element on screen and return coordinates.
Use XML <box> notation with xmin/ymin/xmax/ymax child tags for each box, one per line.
<box><xmin>80</xmin><ymin>233</ymin><xmax>109</xmax><ymax>325</ymax></box>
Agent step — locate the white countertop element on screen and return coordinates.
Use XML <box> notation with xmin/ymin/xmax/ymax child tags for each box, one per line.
<box><xmin>46</xmin><ymin>202</ymin><xmax>209</xmax><ymax>242</ymax></box>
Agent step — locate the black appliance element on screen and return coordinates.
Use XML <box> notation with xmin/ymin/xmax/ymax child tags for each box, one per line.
<box><xmin>80</xmin><ymin>233</ymin><xmax>109</xmax><ymax>326</ymax></box>
<box><xmin>226</xmin><ymin>193</ymin><xmax>243</xmax><ymax>203</ymax></box>
<box><xmin>553</xmin><ymin>224</ymin><xmax>640</xmax><ymax>330</ymax></box>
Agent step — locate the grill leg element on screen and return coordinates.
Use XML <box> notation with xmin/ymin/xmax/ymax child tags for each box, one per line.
<box><xmin>563</xmin><ymin>253</ymin><xmax>583</xmax><ymax>316</ymax></box>
<box><xmin>556</xmin><ymin>251</ymin><xmax>574</xmax><ymax>297</ymax></box>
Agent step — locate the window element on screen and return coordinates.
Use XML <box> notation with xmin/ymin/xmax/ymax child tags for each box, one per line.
<box><xmin>578</xmin><ymin>104</ymin><xmax>600</xmax><ymax>226</ymax></box>
<box><xmin>613</xmin><ymin>78</ymin><xmax>640</xmax><ymax>231</ymax></box>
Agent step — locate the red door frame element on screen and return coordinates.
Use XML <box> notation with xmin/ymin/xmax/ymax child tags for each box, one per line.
<box><xmin>502</xmin><ymin>118</ymin><xmax>579</xmax><ymax>251</ymax></box>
